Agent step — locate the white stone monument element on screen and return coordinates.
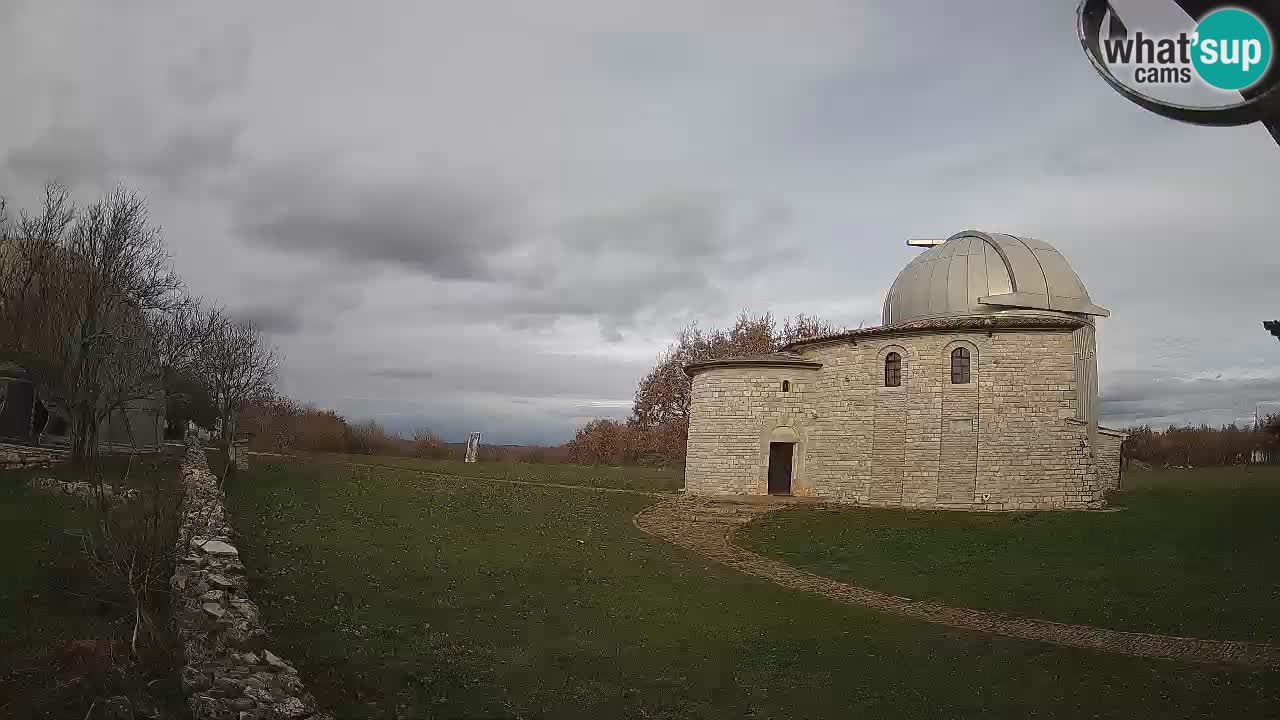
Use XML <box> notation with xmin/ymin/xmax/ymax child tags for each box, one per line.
<box><xmin>465</xmin><ymin>432</ymin><xmax>481</xmax><ymax>463</ymax></box>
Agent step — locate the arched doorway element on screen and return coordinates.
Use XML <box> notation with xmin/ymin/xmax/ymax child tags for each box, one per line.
<box><xmin>767</xmin><ymin>426</ymin><xmax>799</xmax><ymax>495</ymax></box>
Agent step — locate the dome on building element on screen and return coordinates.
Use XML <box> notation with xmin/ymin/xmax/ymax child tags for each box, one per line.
<box><xmin>882</xmin><ymin>230</ymin><xmax>1109</xmax><ymax>326</ymax></box>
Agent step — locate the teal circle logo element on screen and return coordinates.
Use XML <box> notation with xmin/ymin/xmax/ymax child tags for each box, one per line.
<box><xmin>1192</xmin><ymin>8</ymin><xmax>1273</xmax><ymax>90</ymax></box>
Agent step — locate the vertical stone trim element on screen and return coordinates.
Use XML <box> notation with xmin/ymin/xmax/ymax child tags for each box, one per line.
<box><xmin>1072</xmin><ymin>325</ymin><xmax>1099</xmax><ymax>455</ymax></box>
<box><xmin>902</xmin><ymin>346</ymin><xmax>940</xmax><ymax>507</ymax></box>
<box><xmin>871</xmin><ymin>345</ymin><xmax>908</xmax><ymax>505</ymax></box>
<box><xmin>939</xmin><ymin>340</ymin><xmax>979</xmax><ymax>504</ymax></box>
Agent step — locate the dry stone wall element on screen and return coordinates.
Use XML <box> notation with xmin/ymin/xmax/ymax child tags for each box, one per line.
<box><xmin>0</xmin><ymin>444</ymin><xmax>65</xmax><ymax>470</ymax></box>
<box><xmin>26</xmin><ymin>476</ymin><xmax>140</xmax><ymax>503</ymax></box>
<box><xmin>686</xmin><ymin>328</ymin><xmax>1112</xmax><ymax>510</ymax></box>
<box><xmin>171</xmin><ymin>441</ymin><xmax>331</xmax><ymax>720</ymax></box>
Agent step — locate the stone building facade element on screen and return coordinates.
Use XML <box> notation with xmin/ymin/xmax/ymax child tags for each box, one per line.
<box><xmin>0</xmin><ymin>361</ymin><xmax>165</xmax><ymax>451</ymax></box>
<box><xmin>684</xmin><ymin>231</ymin><xmax>1126</xmax><ymax>510</ymax></box>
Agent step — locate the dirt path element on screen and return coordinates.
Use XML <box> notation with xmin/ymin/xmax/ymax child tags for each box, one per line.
<box><xmin>633</xmin><ymin>497</ymin><xmax>1280</xmax><ymax>669</ymax></box>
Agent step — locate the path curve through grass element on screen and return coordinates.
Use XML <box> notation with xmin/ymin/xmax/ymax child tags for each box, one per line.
<box><xmin>633</xmin><ymin>497</ymin><xmax>1280</xmax><ymax>668</ymax></box>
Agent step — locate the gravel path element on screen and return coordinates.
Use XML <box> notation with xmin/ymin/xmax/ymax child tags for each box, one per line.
<box><xmin>633</xmin><ymin>497</ymin><xmax>1280</xmax><ymax>668</ymax></box>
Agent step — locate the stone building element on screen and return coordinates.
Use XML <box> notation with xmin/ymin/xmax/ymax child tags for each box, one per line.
<box><xmin>0</xmin><ymin>361</ymin><xmax>166</xmax><ymax>451</ymax></box>
<box><xmin>684</xmin><ymin>230</ymin><xmax>1126</xmax><ymax>510</ymax></box>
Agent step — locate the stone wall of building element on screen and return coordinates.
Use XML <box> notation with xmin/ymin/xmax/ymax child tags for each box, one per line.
<box><xmin>171</xmin><ymin>441</ymin><xmax>332</xmax><ymax>720</ymax></box>
<box><xmin>685</xmin><ymin>328</ymin><xmax>1106</xmax><ymax>510</ymax></box>
<box><xmin>1096</xmin><ymin>427</ymin><xmax>1126</xmax><ymax>491</ymax></box>
<box><xmin>685</xmin><ymin>367</ymin><xmax>820</xmax><ymax>496</ymax></box>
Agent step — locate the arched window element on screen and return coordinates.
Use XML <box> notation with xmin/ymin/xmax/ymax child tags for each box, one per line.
<box><xmin>781</xmin><ymin>380</ymin><xmax>790</xmax><ymax>392</ymax></box>
<box><xmin>884</xmin><ymin>352</ymin><xmax>901</xmax><ymax>387</ymax></box>
<box><xmin>951</xmin><ymin>347</ymin><xmax>971</xmax><ymax>384</ymax></box>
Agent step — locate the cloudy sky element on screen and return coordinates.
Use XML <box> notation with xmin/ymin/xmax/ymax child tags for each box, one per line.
<box><xmin>1</xmin><ymin>0</ymin><xmax>1277</xmax><ymax>444</ymax></box>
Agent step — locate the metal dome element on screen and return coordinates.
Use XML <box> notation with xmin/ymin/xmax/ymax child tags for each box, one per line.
<box><xmin>882</xmin><ymin>230</ymin><xmax>1108</xmax><ymax>326</ymax></box>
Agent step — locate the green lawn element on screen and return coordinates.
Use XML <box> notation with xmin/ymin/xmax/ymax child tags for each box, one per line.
<box><xmin>226</xmin><ymin>458</ymin><xmax>1280</xmax><ymax>719</ymax></box>
<box><xmin>0</xmin><ymin>453</ymin><xmax>184</xmax><ymax>716</ymax></box>
<box><xmin>0</xmin><ymin>470</ymin><xmax>95</xmax><ymax>657</ymax></box>
<box><xmin>743</xmin><ymin>465</ymin><xmax>1280</xmax><ymax>643</ymax></box>
<box><xmin>305</xmin><ymin>452</ymin><xmax>684</xmax><ymax>493</ymax></box>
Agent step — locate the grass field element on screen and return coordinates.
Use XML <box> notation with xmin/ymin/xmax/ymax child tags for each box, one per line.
<box><xmin>302</xmin><ymin>452</ymin><xmax>685</xmax><ymax>493</ymax></box>
<box><xmin>743</xmin><ymin>465</ymin><xmax>1280</xmax><ymax>644</ymax></box>
<box><xmin>0</xmin><ymin>453</ymin><xmax>184</xmax><ymax>716</ymax></box>
<box><xmin>227</xmin><ymin>458</ymin><xmax>1280</xmax><ymax>719</ymax></box>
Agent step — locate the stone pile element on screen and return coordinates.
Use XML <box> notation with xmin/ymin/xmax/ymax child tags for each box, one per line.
<box><xmin>0</xmin><ymin>444</ymin><xmax>66</xmax><ymax>470</ymax></box>
<box><xmin>26</xmin><ymin>477</ymin><xmax>141</xmax><ymax>503</ymax></box>
<box><xmin>170</xmin><ymin>441</ymin><xmax>330</xmax><ymax>720</ymax></box>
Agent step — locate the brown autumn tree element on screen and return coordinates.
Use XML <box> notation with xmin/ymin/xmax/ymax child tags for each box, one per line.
<box><xmin>630</xmin><ymin>311</ymin><xmax>843</xmax><ymax>430</ymax></box>
<box><xmin>563</xmin><ymin>418</ymin><xmax>632</xmax><ymax>466</ymax></box>
<box><xmin>202</xmin><ymin>317</ymin><xmax>279</xmax><ymax>442</ymax></box>
<box><xmin>557</xmin><ymin>311</ymin><xmax>845</xmax><ymax>466</ymax></box>
<box><xmin>413</xmin><ymin>426</ymin><xmax>444</xmax><ymax>454</ymax></box>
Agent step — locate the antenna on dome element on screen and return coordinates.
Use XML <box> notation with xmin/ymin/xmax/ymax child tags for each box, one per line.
<box><xmin>906</xmin><ymin>238</ymin><xmax>946</xmax><ymax>248</ymax></box>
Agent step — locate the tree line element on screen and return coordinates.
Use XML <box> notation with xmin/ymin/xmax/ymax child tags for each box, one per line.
<box><xmin>237</xmin><ymin>396</ymin><xmax>444</xmax><ymax>456</ymax></box>
<box><xmin>0</xmin><ymin>184</ymin><xmax>279</xmax><ymax>464</ymax></box>
<box><xmin>1121</xmin><ymin>417</ymin><xmax>1280</xmax><ymax>467</ymax></box>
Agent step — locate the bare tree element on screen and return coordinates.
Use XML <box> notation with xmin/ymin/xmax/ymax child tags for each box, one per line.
<box><xmin>413</xmin><ymin>425</ymin><xmax>443</xmax><ymax>454</ymax></box>
<box><xmin>203</xmin><ymin>318</ymin><xmax>279</xmax><ymax>442</ymax></box>
<box><xmin>3</xmin><ymin>186</ymin><xmax>188</xmax><ymax>665</ymax></box>
<box><xmin>0</xmin><ymin>185</ymin><xmax>182</xmax><ymax>463</ymax></box>
<box><xmin>151</xmin><ymin>298</ymin><xmax>223</xmax><ymax>437</ymax></box>
<box><xmin>0</xmin><ymin>184</ymin><xmax>76</xmax><ymax>363</ymax></box>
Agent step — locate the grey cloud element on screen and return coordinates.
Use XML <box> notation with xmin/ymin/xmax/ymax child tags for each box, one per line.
<box><xmin>167</xmin><ymin>25</ymin><xmax>254</xmax><ymax>105</ymax></box>
<box><xmin>232</xmin><ymin>303</ymin><xmax>304</xmax><ymax>335</ymax></box>
<box><xmin>7</xmin><ymin>126</ymin><xmax>114</xmax><ymax>187</ymax></box>
<box><xmin>288</xmin><ymin>347</ymin><xmax>646</xmax><ymax>445</ymax></box>
<box><xmin>232</xmin><ymin>158</ymin><xmax>523</xmax><ymax>280</ymax></box>
<box><xmin>231</xmin><ymin>165</ymin><xmax>798</xmax><ymax>337</ymax></box>
<box><xmin>139</xmin><ymin>123</ymin><xmax>241</xmax><ymax>185</ymax></box>
<box><xmin>371</xmin><ymin>368</ymin><xmax>436</xmax><ymax>380</ymax></box>
<box><xmin>6</xmin><ymin>122</ymin><xmax>241</xmax><ymax>189</ymax></box>
<box><xmin>218</xmin><ymin>260</ymin><xmax>368</xmax><ymax>339</ymax></box>
<box><xmin>556</xmin><ymin>195</ymin><xmax>790</xmax><ymax>261</ymax></box>
<box><xmin>1101</xmin><ymin>368</ymin><xmax>1280</xmax><ymax>428</ymax></box>
<box><xmin>374</xmin><ymin>350</ymin><xmax>649</xmax><ymax>403</ymax></box>
<box><xmin>598</xmin><ymin>320</ymin><xmax>625</xmax><ymax>343</ymax></box>
<box><xmin>488</xmin><ymin>195</ymin><xmax>797</xmax><ymax>333</ymax></box>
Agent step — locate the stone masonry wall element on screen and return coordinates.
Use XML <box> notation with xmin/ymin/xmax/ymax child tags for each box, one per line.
<box><xmin>685</xmin><ymin>367</ymin><xmax>820</xmax><ymax>495</ymax></box>
<box><xmin>171</xmin><ymin>441</ymin><xmax>332</xmax><ymax>720</ymax></box>
<box><xmin>0</xmin><ymin>444</ymin><xmax>65</xmax><ymax>470</ymax></box>
<box><xmin>685</xmin><ymin>329</ymin><xmax>1105</xmax><ymax>510</ymax></box>
<box><xmin>1096</xmin><ymin>428</ymin><xmax>1126</xmax><ymax>491</ymax></box>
